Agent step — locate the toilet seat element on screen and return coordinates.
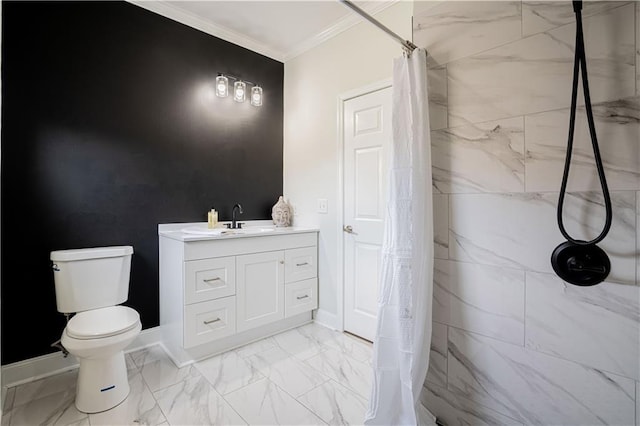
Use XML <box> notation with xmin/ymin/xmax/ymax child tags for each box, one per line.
<box><xmin>67</xmin><ymin>306</ymin><xmax>140</xmax><ymax>340</ymax></box>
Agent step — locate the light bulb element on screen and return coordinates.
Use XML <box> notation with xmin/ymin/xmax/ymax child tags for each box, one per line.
<box><xmin>234</xmin><ymin>81</ymin><xmax>246</xmax><ymax>102</ymax></box>
<box><xmin>215</xmin><ymin>75</ymin><xmax>228</xmax><ymax>97</ymax></box>
<box><xmin>251</xmin><ymin>86</ymin><xmax>263</xmax><ymax>107</ymax></box>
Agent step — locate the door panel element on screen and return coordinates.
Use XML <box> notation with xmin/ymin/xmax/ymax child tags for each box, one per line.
<box><xmin>355</xmin><ymin>147</ymin><xmax>383</xmax><ymax>219</ymax></box>
<box><xmin>343</xmin><ymin>86</ymin><xmax>392</xmax><ymax>342</ymax></box>
<box><xmin>353</xmin><ymin>242</ymin><xmax>380</xmax><ymax>318</ymax></box>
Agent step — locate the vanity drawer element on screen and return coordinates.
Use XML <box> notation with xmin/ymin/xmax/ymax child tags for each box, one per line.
<box><xmin>185</xmin><ymin>256</ymin><xmax>235</xmax><ymax>304</ymax></box>
<box><xmin>284</xmin><ymin>278</ymin><xmax>317</xmax><ymax>318</ymax></box>
<box><xmin>184</xmin><ymin>296</ymin><xmax>236</xmax><ymax>348</ymax></box>
<box><xmin>285</xmin><ymin>246</ymin><xmax>317</xmax><ymax>283</ymax></box>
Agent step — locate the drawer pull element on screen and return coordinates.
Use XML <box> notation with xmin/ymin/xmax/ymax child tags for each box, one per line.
<box><xmin>203</xmin><ymin>277</ymin><xmax>222</xmax><ymax>283</ymax></box>
<box><xmin>204</xmin><ymin>318</ymin><xmax>221</xmax><ymax>325</ymax></box>
<box><xmin>296</xmin><ymin>262</ymin><xmax>309</xmax><ymax>266</ymax></box>
<box><xmin>296</xmin><ymin>295</ymin><xmax>309</xmax><ymax>300</ymax></box>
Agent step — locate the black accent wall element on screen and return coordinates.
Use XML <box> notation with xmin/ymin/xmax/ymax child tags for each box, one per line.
<box><xmin>1</xmin><ymin>1</ymin><xmax>284</xmax><ymax>364</ymax></box>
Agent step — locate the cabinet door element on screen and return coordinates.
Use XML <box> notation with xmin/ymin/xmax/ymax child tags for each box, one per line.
<box><xmin>236</xmin><ymin>251</ymin><xmax>285</xmax><ymax>332</ymax></box>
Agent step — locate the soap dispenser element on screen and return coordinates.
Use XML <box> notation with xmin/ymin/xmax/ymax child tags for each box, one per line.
<box><xmin>208</xmin><ymin>208</ymin><xmax>218</xmax><ymax>229</ymax></box>
<box><xmin>207</xmin><ymin>209</ymin><xmax>213</xmax><ymax>229</ymax></box>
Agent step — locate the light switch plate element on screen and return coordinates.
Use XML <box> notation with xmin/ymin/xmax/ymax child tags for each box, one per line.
<box><xmin>317</xmin><ymin>198</ymin><xmax>328</xmax><ymax>214</ymax></box>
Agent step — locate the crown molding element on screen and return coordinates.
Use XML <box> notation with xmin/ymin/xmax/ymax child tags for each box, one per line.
<box><xmin>127</xmin><ymin>1</ymin><xmax>398</xmax><ymax>64</ymax></box>
<box><xmin>284</xmin><ymin>1</ymin><xmax>398</xmax><ymax>61</ymax></box>
<box><xmin>127</xmin><ymin>0</ymin><xmax>286</xmax><ymax>62</ymax></box>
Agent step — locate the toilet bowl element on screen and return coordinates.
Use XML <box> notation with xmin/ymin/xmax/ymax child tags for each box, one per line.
<box><xmin>50</xmin><ymin>245</ymin><xmax>140</xmax><ymax>414</ymax></box>
<box><xmin>62</xmin><ymin>306</ymin><xmax>142</xmax><ymax>413</ymax></box>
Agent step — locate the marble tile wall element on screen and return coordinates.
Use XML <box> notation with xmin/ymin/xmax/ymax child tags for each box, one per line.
<box><xmin>420</xmin><ymin>383</ymin><xmax>524</xmax><ymax>426</ymax></box>
<box><xmin>431</xmin><ymin>117</ymin><xmax>525</xmax><ymax>194</ymax></box>
<box><xmin>525</xmin><ymin>271</ymin><xmax>639</xmax><ymax>380</ymax></box>
<box><xmin>426</xmin><ymin>321</ymin><xmax>447</xmax><ymax>387</ymax></box>
<box><xmin>413</xmin><ymin>1</ymin><xmax>522</xmax><ymax>68</ymax></box>
<box><xmin>637</xmin><ymin>3</ymin><xmax>640</xmax><ymax>96</ymax></box>
<box><xmin>434</xmin><ymin>259</ymin><xmax>525</xmax><ymax>345</ymax></box>
<box><xmin>432</xmin><ymin>193</ymin><xmax>449</xmax><ymax>258</ymax></box>
<box><xmin>428</xmin><ymin>67</ymin><xmax>448</xmax><ymax>131</ymax></box>
<box><xmin>521</xmin><ymin>1</ymin><xmax>629</xmax><ymax>37</ymax></box>
<box><xmin>447</xmin><ymin>328</ymin><xmax>636</xmax><ymax>425</ymax></box>
<box><xmin>447</xmin><ymin>3</ymin><xmax>635</xmax><ymax>127</ymax></box>
<box><xmin>415</xmin><ymin>2</ymin><xmax>640</xmax><ymax>424</ymax></box>
<box><xmin>525</xmin><ymin>97</ymin><xmax>640</xmax><ymax>193</ymax></box>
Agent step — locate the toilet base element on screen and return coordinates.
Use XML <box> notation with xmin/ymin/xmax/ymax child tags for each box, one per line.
<box><xmin>75</xmin><ymin>350</ymin><xmax>130</xmax><ymax>413</ymax></box>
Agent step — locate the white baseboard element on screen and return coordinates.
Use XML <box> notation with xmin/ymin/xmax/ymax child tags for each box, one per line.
<box><xmin>2</xmin><ymin>326</ymin><xmax>161</xmax><ymax>389</ymax></box>
<box><xmin>124</xmin><ymin>326</ymin><xmax>162</xmax><ymax>353</ymax></box>
<box><xmin>1</xmin><ymin>386</ymin><xmax>5</xmax><ymax>418</ymax></box>
<box><xmin>312</xmin><ymin>309</ymin><xmax>342</xmax><ymax>331</ymax></box>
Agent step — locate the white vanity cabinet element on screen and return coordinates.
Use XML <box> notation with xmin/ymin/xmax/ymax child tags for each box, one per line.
<box><xmin>159</xmin><ymin>224</ymin><xmax>318</xmax><ymax>366</ymax></box>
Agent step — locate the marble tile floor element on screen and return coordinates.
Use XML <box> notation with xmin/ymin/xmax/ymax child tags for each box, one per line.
<box><xmin>1</xmin><ymin>322</ymin><xmax>375</xmax><ymax>426</ymax></box>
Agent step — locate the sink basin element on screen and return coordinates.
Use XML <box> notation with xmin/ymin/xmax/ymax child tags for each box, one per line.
<box><xmin>181</xmin><ymin>225</ymin><xmax>275</xmax><ymax>236</ymax></box>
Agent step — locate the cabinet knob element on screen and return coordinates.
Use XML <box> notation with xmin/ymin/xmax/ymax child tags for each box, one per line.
<box><xmin>280</xmin><ymin>260</ymin><xmax>284</xmax><ymax>264</ymax></box>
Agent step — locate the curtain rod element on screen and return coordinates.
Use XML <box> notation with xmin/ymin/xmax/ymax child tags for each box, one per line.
<box><xmin>339</xmin><ymin>0</ymin><xmax>419</xmax><ymax>55</ymax></box>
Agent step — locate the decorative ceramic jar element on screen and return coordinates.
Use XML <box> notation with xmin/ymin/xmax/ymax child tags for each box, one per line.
<box><xmin>271</xmin><ymin>196</ymin><xmax>291</xmax><ymax>227</ymax></box>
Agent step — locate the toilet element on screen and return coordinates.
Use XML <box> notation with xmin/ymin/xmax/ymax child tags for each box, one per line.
<box><xmin>50</xmin><ymin>245</ymin><xmax>142</xmax><ymax>414</ymax></box>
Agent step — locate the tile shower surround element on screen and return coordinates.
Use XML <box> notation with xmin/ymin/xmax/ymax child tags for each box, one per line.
<box><xmin>416</xmin><ymin>1</ymin><xmax>640</xmax><ymax>425</ymax></box>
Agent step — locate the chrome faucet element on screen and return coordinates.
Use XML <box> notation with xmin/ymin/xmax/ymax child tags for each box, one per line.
<box><xmin>230</xmin><ymin>203</ymin><xmax>243</xmax><ymax>229</ymax></box>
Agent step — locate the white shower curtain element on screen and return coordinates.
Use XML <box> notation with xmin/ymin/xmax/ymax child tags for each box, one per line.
<box><xmin>364</xmin><ymin>48</ymin><xmax>436</xmax><ymax>426</ymax></box>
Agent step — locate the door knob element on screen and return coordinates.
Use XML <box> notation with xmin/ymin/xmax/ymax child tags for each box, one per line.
<box><xmin>343</xmin><ymin>225</ymin><xmax>357</xmax><ymax>234</ymax></box>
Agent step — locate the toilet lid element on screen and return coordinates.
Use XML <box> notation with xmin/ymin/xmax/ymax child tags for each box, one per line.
<box><xmin>66</xmin><ymin>306</ymin><xmax>140</xmax><ymax>340</ymax></box>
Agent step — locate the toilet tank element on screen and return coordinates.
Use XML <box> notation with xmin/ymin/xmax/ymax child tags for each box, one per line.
<box><xmin>50</xmin><ymin>246</ymin><xmax>134</xmax><ymax>313</ymax></box>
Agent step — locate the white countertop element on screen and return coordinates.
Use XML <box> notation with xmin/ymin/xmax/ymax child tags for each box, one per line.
<box><xmin>158</xmin><ymin>220</ymin><xmax>319</xmax><ymax>242</ymax></box>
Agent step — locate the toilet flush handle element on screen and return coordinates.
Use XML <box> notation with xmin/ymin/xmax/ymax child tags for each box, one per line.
<box><xmin>51</xmin><ymin>263</ymin><xmax>60</xmax><ymax>272</ymax></box>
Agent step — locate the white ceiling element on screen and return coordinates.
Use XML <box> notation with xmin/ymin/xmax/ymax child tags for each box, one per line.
<box><xmin>129</xmin><ymin>1</ymin><xmax>396</xmax><ymax>62</ymax></box>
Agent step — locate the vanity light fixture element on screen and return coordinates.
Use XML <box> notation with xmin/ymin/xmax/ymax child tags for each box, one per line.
<box><xmin>215</xmin><ymin>73</ymin><xmax>263</xmax><ymax>107</ymax></box>
<box><xmin>215</xmin><ymin>75</ymin><xmax>229</xmax><ymax>97</ymax></box>
<box><xmin>251</xmin><ymin>86</ymin><xmax>263</xmax><ymax>107</ymax></box>
<box><xmin>234</xmin><ymin>81</ymin><xmax>246</xmax><ymax>103</ymax></box>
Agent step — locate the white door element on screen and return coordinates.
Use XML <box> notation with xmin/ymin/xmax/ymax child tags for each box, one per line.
<box><xmin>343</xmin><ymin>86</ymin><xmax>392</xmax><ymax>342</ymax></box>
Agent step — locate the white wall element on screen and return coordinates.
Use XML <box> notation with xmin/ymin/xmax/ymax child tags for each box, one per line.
<box><xmin>283</xmin><ymin>2</ymin><xmax>413</xmax><ymax>327</ymax></box>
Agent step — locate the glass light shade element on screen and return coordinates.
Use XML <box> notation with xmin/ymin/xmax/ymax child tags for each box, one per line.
<box><xmin>234</xmin><ymin>81</ymin><xmax>246</xmax><ymax>102</ymax></box>
<box><xmin>250</xmin><ymin>86</ymin><xmax>263</xmax><ymax>107</ymax></box>
<box><xmin>215</xmin><ymin>75</ymin><xmax>229</xmax><ymax>98</ymax></box>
